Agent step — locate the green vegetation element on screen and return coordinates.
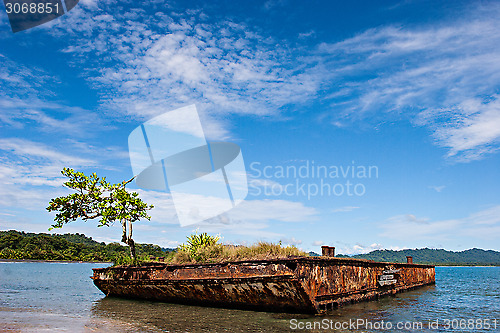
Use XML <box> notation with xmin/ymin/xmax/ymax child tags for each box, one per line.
<box><xmin>337</xmin><ymin>248</ymin><xmax>500</xmax><ymax>266</ymax></box>
<box><xmin>0</xmin><ymin>230</ymin><xmax>172</xmax><ymax>263</ymax></box>
<box><xmin>4</xmin><ymin>229</ymin><xmax>497</xmax><ymax>266</ymax></box>
<box><xmin>177</xmin><ymin>232</ymin><xmax>220</xmax><ymax>259</ymax></box>
<box><xmin>46</xmin><ymin>168</ymin><xmax>154</xmax><ymax>260</ymax></box>
<box><xmin>0</xmin><ymin>230</ymin><xmax>307</xmax><ymax>265</ymax></box>
<box><xmin>171</xmin><ymin>234</ymin><xmax>307</xmax><ymax>264</ymax></box>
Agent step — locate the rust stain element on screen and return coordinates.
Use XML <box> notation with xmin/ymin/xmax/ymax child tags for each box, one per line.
<box><xmin>92</xmin><ymin>257</ymin><xmax>435</xmax><ymax>314</ymax></box>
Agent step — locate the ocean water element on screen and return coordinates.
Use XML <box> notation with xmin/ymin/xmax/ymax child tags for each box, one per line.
<box><xmin>0</xmin><ymin>263</ymin><xmax>498</xmax><ymax>332</ymax></box>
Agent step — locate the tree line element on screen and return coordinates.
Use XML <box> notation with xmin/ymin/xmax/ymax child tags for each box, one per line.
<box><xmin>337</xmin><ymin>248</ymin><xmax>500</xmax><ymax>266</ymax></box>
<box><xmin>0</xmin><ymin>230</ymin><xmax>173</xmax><ymax>264</ymax></box>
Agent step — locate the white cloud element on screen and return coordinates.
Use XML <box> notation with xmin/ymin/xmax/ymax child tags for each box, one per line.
<box><xmin>0</xmin><ymin>7</ymin><xmax>7</xmax><ymax>27</ymax></box>
<box><xmin>0</xmin><ymin>96</ymin><xmax>107</xmax><ymax>136</ymax></box>
<box><xmin>465</xmin><ymin>205</ymin><xmax>500</xmax><ymax>225</ymax></box>
<box><xmin>332</xmin><ymin>206</ymin><xmax>360</xmax><ymax>213</ymax></box>
<box><xmin>379</xmin><ymin>214</ymin><xmax>451</xmax><ymax>240</ymax></box>
<box><xmin>281</xmin><ymin>237</ymin><xmax>302</xmax><ymax>246</ymax></box>
<box><xmin>0</xmin><ymin>138</ymin><xmax>96</xmax><ymax>209</ymax></box>
<box><xmin>133</xmin><ymin>190</ymin><xmax>177</xmax><ymax>224</ymax></box>
<box><xmin>134</xmin><ymin>185</ymin><xmax>318</xmax><ymax>238</ymax></box>
<box><xmin>79</xmin><ymin>0</ymin><xmax>99</xmax><ymax>9</ymax></box>
<box><xmin>428</xmin><ymin>97</ymin><xmax>500</xmax><ymax>160</ymax></box>
<box><xmin>429</xmin><ymin>185</ymin><xmax>445</xmax><ymax>193</ymax></box>
<box><xmin>298</xmin><ymin>30</ymin><xmax>315</xmax><ymax>39</ymax></box>
<box><xmin>336</xmin><ymin>242</ymin><xmax>386</xmax><ymax>255</ymax></box>
<box><xmin>263</xmin><ymin>0</ymin><xmax>288</xmax><ymax>11</ymax></box>
<box><xmin>248</xmin><ymin>178</ymin><xmax>284</xmax><ymax>196</ymax></box>
<box><xmin>169</xmin><ymin>196</ymin><xmax>318</xmax><ymax>230</ymax></box>
<box><xmin>5</xmin><ymin>2</ymin><xmax>500</xmax><ymax>162</ymax></box>
<box><xmin>0</xmin><ymin>185</ymin><xmax>63</xmax><ymax>210</ymax></box>
<box><xmin>227</xmin><ymin>199</ymin><xmax>318</xmax><ymax>223</ymax></box>
<box><xmin>43</xmin><ymin>3</ymin><xmax>319</xmax><ymax>140</ymax></box>
<box><xmin>317</xmin><ymin>6</ymin><xmax>500</xmax><ymax>161</ymax></box>
<box><xmin>312</xmin><ymin>240</ymin><xmax>324</xmax><ymax>246</ymax></box>
<box><xmin>379</xmin><ymin>206</ymin><xmax>500</xmax><ymax>241</ymax></box>
<box><xmin>0</xmin><ymin>54</ymin><xmax>107</xmax><ymax>136</ymax></box>
<box><xmin>0</xmin><ymin>138</ymin><xmax>94</xmax><ymax>166</ymax></box>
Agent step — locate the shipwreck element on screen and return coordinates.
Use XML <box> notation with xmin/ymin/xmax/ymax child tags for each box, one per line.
<box><xmin>91</xmin><ymin>246</ymin><xmax>435</xmax><ymax>314</ymax></box>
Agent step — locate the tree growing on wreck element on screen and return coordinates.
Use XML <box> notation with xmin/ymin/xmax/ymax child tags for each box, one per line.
<box><xmin>46</xmin><ymin>168</ymin><xmax>154</xmax><ymax>260</ymax></box>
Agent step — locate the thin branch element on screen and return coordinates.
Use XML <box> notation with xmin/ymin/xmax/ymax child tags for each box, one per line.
<box><xmin>122</xmin><ymin>176</ymin><xmax>137</xmax><ymax>187</ymax></box>
<box><xmin>81</xmin><ymin>213</ymin><xmax>100</xmax><ymax>220</ymax></box>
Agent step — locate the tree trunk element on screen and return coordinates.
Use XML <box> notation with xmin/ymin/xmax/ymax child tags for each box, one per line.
<box><xmin>128</xmin><ymin>238</ymin><xmax>136</xmax><ymax>260</ymax></box>
<box><xmin>121</xmin><ymin>220</ymin><xmax>127</xmax><ymax>243</ymax></box>
<box><xmin>121</xmin><ymin>219</ymin><xmax>136</xmax><ymax>260</ymax></box>
<box><xmin>127</xmin><ymin>219</ymin><xmax>136</xmax><ymax>260</ymax></box>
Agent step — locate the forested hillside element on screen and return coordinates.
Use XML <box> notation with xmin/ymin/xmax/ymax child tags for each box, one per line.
<box><xmin>0</xmin><ymin>230</ymin><xmax>173</xmax><ymax>263</ymax></box>
<box><xmin>337</xmin><ymin>248</ymin><xmax>500</xmax><ymax>266</ymax></box>
<box><xmin>2</xmin><ymin>230</ymin><xmax>499</xmax><ymax>266</ymax></box>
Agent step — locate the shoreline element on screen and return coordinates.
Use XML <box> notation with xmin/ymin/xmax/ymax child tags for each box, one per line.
<box><xmin>436</xmin><ymin>265</ymin><xmax>500</xmax><ymax>267</ymax></box>
<box><xmin>0</xmin><ymin>259</ymin><xmax>112</xmax><ymax>264</ymax></box>
<box><xmin>0</xmin><ymin>258</ymin><xmax>497</xmax><ymax>267</ymax></box>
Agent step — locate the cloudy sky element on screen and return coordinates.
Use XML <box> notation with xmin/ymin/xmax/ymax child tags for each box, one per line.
<box><xmin>1</xmin><ymin>0</ymin><xmax>499</xmax><ymax>254</ymax></box>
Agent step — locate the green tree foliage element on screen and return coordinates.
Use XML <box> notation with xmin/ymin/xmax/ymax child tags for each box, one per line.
<box><xmin>46</xmin><ymin>168</ymin><xmax>154</xmax><ymax>260</ymax></box>
<box><xmin>0</xmin><ymin>230</ymin><xmax>172</xmax><ymax>263</ymax></box>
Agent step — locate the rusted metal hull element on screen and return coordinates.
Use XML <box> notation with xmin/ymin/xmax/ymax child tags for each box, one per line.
<box><xmin>92</xmin><ymin>257</ymin><xmax>435</xmax><ymax>314</ymax></box>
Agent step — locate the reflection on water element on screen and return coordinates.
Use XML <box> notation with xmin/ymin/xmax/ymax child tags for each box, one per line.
<box><xmin>1</xmin><ymin>263</ymin><xmax>499</xmax><ymax>332</ymax></box>
<box><xmin>91</xmin><ymin>297</ymin><xmax>297</xmax><ymax>332</ymax></box>
<box><xmin>89</xmin><ymin>286</ymin><xmax>441</xmax><ymax>333</ymax></box>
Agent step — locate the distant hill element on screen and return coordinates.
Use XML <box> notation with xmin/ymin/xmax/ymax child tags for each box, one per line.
<box><xmin>3</xmin><ymin>230</ymin><xmax>498</xmax><ymax>266</ymax></box>
<box><xmin>336</xmin><ymin>248</ymin><xmax>500</xmax><ymax>266</ymax></box>
<box><xmin>0</xmin><ymin>230</ymin><xmax>174</xmax><ymax>263</ymax></box>
<box><xmin>58</xmin><ymin>232</ymin><xmax>105</xmax><ymax>246</ymax></box>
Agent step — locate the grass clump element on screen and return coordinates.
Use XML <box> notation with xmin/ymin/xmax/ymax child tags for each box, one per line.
<box><xmin>169</xmin><ymin>234</ymin><xmax>309</xmax><ymax>264</ymax></box>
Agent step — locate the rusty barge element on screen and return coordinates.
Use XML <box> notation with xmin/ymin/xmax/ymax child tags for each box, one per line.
<box><xmin>91</xmin><ymin>247</ymin><xmax>435</xmax><ymax>314</ymax></box>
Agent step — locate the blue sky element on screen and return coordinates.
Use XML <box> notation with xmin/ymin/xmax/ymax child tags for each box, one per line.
<box><xmin>1</xmin><ymin>0</ymin><xmax>499</xmax><ymax>254</ymax></box>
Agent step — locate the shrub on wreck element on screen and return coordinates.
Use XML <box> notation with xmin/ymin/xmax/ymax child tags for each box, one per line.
<box><xmin>169</xmin><ymin>234</ymin><xmax>308</xmax><ymax>264</ymax></box>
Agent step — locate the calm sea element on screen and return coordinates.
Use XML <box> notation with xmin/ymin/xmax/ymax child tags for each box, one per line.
<box><xmin>0</xmin><ymin>263</ymin><xmax>498</xmax><ymax>332</ymax></box>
